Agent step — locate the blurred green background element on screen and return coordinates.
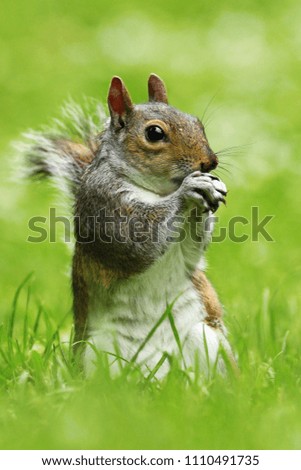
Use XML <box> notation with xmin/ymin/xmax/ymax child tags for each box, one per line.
<box><xmin>0</xmin><ymin>0</ymin><xmax>301</xmax><ymax>450</ymax></box>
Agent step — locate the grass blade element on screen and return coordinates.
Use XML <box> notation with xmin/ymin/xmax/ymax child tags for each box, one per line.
<box><xmin>8</xmin><ymin>272</ymin><xmax>34</xmax><ymax>352</ymax></box>
<box><xmin>167</xmin><ymin>306</ymin><xmax>186</xmax><ymax>368</ymax></box>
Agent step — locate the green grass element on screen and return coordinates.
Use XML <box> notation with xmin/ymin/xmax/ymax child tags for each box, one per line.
<box><xmin>1</xmin><ymin>0</ymin><xmax>301</xmax><ymax>450</ymax></box>
<box><xmin>0</xmin><ymin>275</ymin><xmax>300</xmax><ymax>449</ymax></box>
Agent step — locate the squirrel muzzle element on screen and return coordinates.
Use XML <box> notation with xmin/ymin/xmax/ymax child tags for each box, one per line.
<box><xmin>200</xmin><ymin>151</ymin><xmax>218</xmax><ymax>173</ymax></box>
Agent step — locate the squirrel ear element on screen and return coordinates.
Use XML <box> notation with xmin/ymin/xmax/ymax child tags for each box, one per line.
<box><xmin>108</xmin><ymin>76</ymin><xmax>133</xmax><ymax>129</ymax></box>
<box><xmin>148</xmin><ymin>73</ymin><xmax>168</xmax><ymax>104</ymax></box>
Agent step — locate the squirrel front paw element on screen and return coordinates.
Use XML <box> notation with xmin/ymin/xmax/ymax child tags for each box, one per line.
<box><xmin>180</xmin><ymin>171</ymin><xmax>227</xmax><ymax>213</ymax></box>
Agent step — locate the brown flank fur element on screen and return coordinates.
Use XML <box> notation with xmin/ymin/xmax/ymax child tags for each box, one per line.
<box><xmin>192</xmin><ymin>269</ymin><xmax>224</xmax><ymax>330</ymax></box>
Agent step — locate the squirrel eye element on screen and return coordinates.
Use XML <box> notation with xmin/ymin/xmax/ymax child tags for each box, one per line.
<box><xmin>145</xmin><ymin>125</ymin><xmax>165</xmax><ymax>142</ymax></box>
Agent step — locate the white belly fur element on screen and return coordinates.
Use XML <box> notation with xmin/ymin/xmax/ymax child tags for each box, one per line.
<box><xmin>83</xmin><ymin>240</ymin><xmax>229</xmax><ymax>377</ymax></box>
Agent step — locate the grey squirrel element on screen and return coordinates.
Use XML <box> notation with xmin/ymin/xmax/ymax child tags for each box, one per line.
<box><xmin>25</xmin><ymin>74</ymin><xmax>235</xmax><ymax>377</ymax></box>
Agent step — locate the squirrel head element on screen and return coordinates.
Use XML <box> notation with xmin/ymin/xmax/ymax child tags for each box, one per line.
<box><xmin>106</xmin><ymin>74</ymin><xmax>218</xmax><ymax>194</ymax></box>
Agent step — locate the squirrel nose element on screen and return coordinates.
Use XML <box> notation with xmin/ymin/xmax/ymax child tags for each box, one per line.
<box><xmin>201</xmin><ymin>153</ymin><xmax>218</xmax><ymax>173</ymax></box>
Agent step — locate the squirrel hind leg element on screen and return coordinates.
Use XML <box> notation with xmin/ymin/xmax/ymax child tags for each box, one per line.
<box><xmin>192</xmin><ymin>269</ymin><xmax>224</xmax><ymax>325</ymax></box>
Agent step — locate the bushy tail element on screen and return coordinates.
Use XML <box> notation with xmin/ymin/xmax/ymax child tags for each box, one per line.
<box><xmin>21</xmin><ymin>99</ymin><xmax>107</xmax><ymax>196</ymax></box>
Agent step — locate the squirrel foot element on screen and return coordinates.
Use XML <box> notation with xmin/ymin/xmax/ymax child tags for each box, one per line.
<box><xmin>181</xmin><ymin>171</ymin><xmax>227</xmax><ymax>213</ymax></box>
